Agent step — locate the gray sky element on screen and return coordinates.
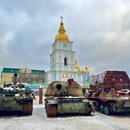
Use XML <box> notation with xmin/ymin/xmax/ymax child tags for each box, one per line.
<box><xmin>0</xmin><ymin>0</ymin><xmax>130</xmax><ymax>76</ymax></box>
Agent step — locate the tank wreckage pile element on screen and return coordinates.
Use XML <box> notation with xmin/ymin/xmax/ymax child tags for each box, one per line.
<box><xmin>45</xmin><ymin>79</ymin><xmax>94</xmax><ymax>117</ymax></box>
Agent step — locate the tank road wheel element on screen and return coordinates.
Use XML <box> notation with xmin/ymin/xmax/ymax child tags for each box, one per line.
<box><xmin>86</xmin><ymin>110</ymin><xmax>91</xmax><ymax>116</ymax></box>
<box><xmin>85</xmin><ymin>103</ymin><xmax>92</xmax><ymax>116</ymax></box>
<box><xmin>45</xmin><ymin>101</ymin><xmax>47</xmax><ymax>111</ymax></box>
<box><xmin>46</xmin><ymin>104</ymin><xmax>58</xmax><ymax>117</ymax></box>
<box><xmin>104</xmin><ymin>106</ymin><xmax>111</xmax><ymax>115</ymax></box>
<box><xmin>23</xmin><ymin>100</ymin><xmax>33</xmax><ymax>115</ymax></box>
<box><xmin>100</xmin><ymin>105</ymin><xmax>104</xmax><ymax>113</ymax></box>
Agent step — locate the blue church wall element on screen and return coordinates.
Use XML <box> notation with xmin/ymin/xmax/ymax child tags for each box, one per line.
<box><xmin>83</xmin><ymin>74</ymin><xmax>88</xmax><ymax>81</ymax></box>
<box><xmin>71</xmin><ymin>74</ymin><xmax>74</xmax><ymax>79</ymax></box>
<box><xmin>71</xmin><ymin>66</ymin><xmax>74</xmax><ymax>71</ymax></box>
<box><xmin>58</xmin><ymin>64</ymin><xmax>62</xmax><ymax>71</ymax></box>
<box><xmin>78</xmin><ymin>75</ymin><xmax>80</xmax><ymax>81</ymax></box>
<box><xmin>51</xmin><ymin>72</ymin><xmax>56</xmax><ymax>81</ymax></box>
<box><xmin>58</xmin><ymin>73</ymin><xmax>61</xmax><ymax>80</ymax></box>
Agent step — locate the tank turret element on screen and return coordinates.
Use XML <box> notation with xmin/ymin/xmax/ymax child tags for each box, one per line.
<box><xmin>45</xmin><ymin>79</ymin><xmax>83</xmax><ymax>97</ymax></box>
<box><xmin>45</xmin><ymin>79</ymin><xmax>94</xmax><ymax>117</ymax></box>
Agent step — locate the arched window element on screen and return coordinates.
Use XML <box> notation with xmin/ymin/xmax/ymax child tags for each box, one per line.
<box><xmin>64</xmin><ymin>57</ymin><xmax>67</xmax><ymax>66</ymax></box>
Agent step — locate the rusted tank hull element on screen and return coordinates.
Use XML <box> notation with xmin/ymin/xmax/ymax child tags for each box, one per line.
<box><xmin>45</xmin><ymin>97</ymin><xmax>93</xmax><ymax>117</ymax></box>
<box><xmin>88</xmin><ymin>97</ymin><xmax>130</xmax><ymax>114</ymax></box>
<box><xmin>0</xmin><ymin>96</ymin><xmax>33</xmax><ymax>115</ymax></box>
<box><xmin>86</xmin><ymin>89</ymin><xmax>130</xmax><ymax>115</ymax></box>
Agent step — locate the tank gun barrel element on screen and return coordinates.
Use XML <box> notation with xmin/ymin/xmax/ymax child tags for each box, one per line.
<box><xmin>13</xmin><ymin>73</ymin><xmax>17</xmax><ymax>92</ymax></box>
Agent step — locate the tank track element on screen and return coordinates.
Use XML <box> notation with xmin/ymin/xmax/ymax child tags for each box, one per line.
<box><xmin>23</xmin><ymin>100</ymin><xmax>33</xmax><ymax>115</ymax></box>
<box><xmin>46</xmin><ymin>104</ymin><xmax>58</xmax><ymax>117</ymax></box>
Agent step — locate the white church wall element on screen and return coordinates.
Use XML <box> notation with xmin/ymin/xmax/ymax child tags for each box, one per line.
<box><xmin>45</xmin><ymin>19</ymin><xmax>90</xmax><ymax>85</ymax></box>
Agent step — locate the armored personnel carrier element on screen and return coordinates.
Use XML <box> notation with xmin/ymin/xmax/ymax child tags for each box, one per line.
<box><xmin>45</xmin><ymin>79</ymin><xmax>94</xmax><ymax>117</ymax></box>
<box><xmin>0</xmin><ymin>73</ymin><xmax>33</xmax><ymax>115</ymax></box>
<box><xmin>85</xmin><ymin>71</ymin><xmax>130</xmax><ymax>115</ymax></box>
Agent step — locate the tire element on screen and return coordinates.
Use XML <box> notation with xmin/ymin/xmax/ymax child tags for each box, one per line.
<box><xmin>45</xmin><ymin>101</ymin><xmax>47</xmax><ymax>111</ymax></box>
<box><xmin>46</xmin><ymin>104</ymin><xmax>58</xmax><ymax>117</ymax></box>
<box><xmin>100</xmin><ymin>105</ymin><xmax>104</xmax><ymax>113</ymax></box>
<box><xmin>87</xmin><ymin>110</ymin><xmax>91</xmax><ymax>116</ymax></box>
<box><xmin>86</xmin><ymin>103</ymin><xmax>92</xmax><ymax>116</ymax></box>
<box><xmin>23</xmin><ymin>100</ymin><xmax>33</xmax><ymax>115</ymax></box>
<box><xmin>104</xmin><ymin>106</ymin><xmax>111</xmax><ymax>115</ymax></box>
<box><xmin>0</xmin><ymin>111</ymin><xmax>2</xmax><ymax>116</ymax></box>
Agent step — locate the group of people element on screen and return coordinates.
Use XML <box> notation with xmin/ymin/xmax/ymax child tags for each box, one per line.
<box><xmin>31</xmin><ymin>90</ymin><xmax>36</xmax><ymax>99</ymax></box>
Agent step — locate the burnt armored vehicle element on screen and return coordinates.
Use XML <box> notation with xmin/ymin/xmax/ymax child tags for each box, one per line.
<box><xmin>45</xmin><ymin>79</ymin><xmax>94</xmax><ymax>117</ymax></box>
<box><xmin>0</xmin><ymin>74</ymin><xmax>33</xmax><ymax>115</ymax></box>
<box><xmin>85</xmin><ymin>71</ymin><xmax>130</xmax><ymax>115</ymax></box>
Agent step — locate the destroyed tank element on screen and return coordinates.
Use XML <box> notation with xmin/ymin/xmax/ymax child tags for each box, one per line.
<box><xmin>0</xmin><ymin>73</ymin><xmax>33</xmax><ymax>115</ymax></box>
<box><xmin>85</xmin><ymin>71</ymin><xmax>130</xmax><ymax>115</ymax></box>
<box><xmin>45</xmin><ymin>79</ymin><xmax>94</xmax><ymax>117</ymax></box>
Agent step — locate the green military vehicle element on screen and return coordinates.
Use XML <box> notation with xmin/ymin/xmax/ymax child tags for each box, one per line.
<box><xmin>0</xmin><ymin>74</ymin><xmax>33</xmax><ymax>115</ymax></box>
<box><xmin>45</xmin><ymin>79</ymin><xmax>94</xmax><ymax>117</ymax></box>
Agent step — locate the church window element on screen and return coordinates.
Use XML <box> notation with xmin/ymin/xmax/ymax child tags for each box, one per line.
<box><xmin>64</xmin><ymin>57</ymin><xmax>67</xmax><ymax>66</ymax></box>
<box><xmin>52</xmin><ymin>58</ymin><xmax>54</xmax><ymax>68</ymax></box>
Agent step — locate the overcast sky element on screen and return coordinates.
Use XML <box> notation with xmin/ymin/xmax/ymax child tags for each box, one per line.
<box><xmin>0</xmin><ymin>0</ymin><xmax>130</xmax><ymax>76</ymax></box>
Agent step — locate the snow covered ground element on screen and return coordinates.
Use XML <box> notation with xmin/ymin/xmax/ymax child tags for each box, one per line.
<box><xmin>0</xmin><ymin>97</ymin><xmax>130</xmax><ymax>130</ymax></box>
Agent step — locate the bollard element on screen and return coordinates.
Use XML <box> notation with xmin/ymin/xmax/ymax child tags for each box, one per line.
<box><xmin>39</xmin><ymin>85</ymin><xmax>43</xmax><ymax>104</ymax></box>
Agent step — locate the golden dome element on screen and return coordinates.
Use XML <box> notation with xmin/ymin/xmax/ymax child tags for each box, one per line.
<box><xmin>74</xmin><ymin>60</ymin><xmax>80</xmax><ymax>71</ymax></box>
<box><xmin>55</xmin><ymin>34</ymin><xmax>69</xmax><ymax>41</ymax></box>
<box><xmin>55</xmin><ymin>17</ymin><xmax>69</xmax><ymax>42</ymax></box>
<box><xmin>84</xmin><ymin>66</ymin><xmax>89</xmax><ymax>72</ymax></box>
<box><xmin>75</xmin><ymin>64</ymin><xmax>80</xmax><ymax>71</ymax></box>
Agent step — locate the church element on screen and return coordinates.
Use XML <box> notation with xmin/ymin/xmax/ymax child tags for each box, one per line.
<box><xmin>46</xmin><ymin>17</ymin><xmax>90</xmax><ymax>86</ymax></box>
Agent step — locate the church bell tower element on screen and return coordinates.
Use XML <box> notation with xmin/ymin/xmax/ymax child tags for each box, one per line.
<box><xmin>46</xmin><ymin>17</ymin><xmax>90</xmax><ymax>84</ymax></box>
<box><xmin>50</xmin><ymin>17</ymin><xmax>75</xmax><ymax>72</ymax></box>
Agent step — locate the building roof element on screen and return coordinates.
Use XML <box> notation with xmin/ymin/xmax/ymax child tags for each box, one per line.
<box><xmin>2</xmin><ymin>68</ymin><xmax>19</xmax><ymax>73</ymax></box>
<box><xmin>31</xmin><ymin>69</ymin><xmax>45</xmax><ymax>74</ymax></box>
<box><xmin>2</xmin><ymin>67</ymin><xmax>45</xmax><ymax>74</ymax></box>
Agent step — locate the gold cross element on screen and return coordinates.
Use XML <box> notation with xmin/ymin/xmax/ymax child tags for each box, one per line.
<box><xmin>60</xmin><ymin>16</ymin><xmax>63</xmax><ymax>22</ymax></box>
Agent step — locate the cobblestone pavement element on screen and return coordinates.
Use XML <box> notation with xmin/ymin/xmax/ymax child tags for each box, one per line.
<box><xmin>0</xmin><ymin>97</ymin><xmax>130</xmax><ymax>130</ymax></box>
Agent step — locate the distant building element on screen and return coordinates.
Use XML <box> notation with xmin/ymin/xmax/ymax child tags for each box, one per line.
<box><xmin>1</xmin><ymin>68</ymin><xmax>45</xmax><ymax>84</ymax></box>
<box><xmin>46</xmin><ymin>17</ymin><xmax>90</xmax><ymax>85</ymax></box>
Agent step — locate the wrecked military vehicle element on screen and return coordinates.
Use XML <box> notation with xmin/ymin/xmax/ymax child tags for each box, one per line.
<box><xmin>0</xmin><ymin>73</ymin><xmax>33</xmax><ymax>115</ymax></box>
<box><xmin>45</xmin><ymin>79</ymin><xmax>94</xmax><ymax>117</ymax></box>
<box><xmin>85</xmin><ymin>71</ymin><xmax>130</xmax><ymax>115</ymax></box>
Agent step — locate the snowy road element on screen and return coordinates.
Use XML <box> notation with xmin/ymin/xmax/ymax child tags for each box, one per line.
<box><xmin>0</xmin><ymin>104</ymin><xmax>130</xmax><ymax>130</ymax></box>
